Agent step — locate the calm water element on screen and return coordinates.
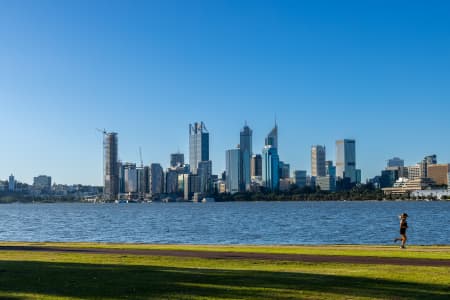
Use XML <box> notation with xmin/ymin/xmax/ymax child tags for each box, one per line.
<box><xmin>0</xmin><ymin>201</ymin><xmax>449</xmax><ymax>245</ymax></box>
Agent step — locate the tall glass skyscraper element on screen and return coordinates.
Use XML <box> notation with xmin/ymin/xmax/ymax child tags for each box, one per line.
<box><xmin>240</xmin><ymin>124</ymin><xmax>252</xmax><ymax>191</ymax></box>
<box><xmin>170</xmin><ymin>153</ymin><xmax>185</xmax><ymax>168</ymax></box>
<box><xmin>262</xmin><ymin>145</ymin><xmax>279</xmax><ymax>191</ymax></box>
<box><xmin>226</xmin><ymin>148</ymin><xmax>241</xmax><ymax>194</ymax></box>
<box><xmin>189</xmin><ymin>122</ymin><xmax>209</xmax><ymax>174</ymax></box>
<box><xmin>103</xmin><ymin>132</ymin><xmax>119</xmax><ymax>200</ymax></box>
<box><xmin>265</xmin><ymin>123</ymin><xmax>278</xmax><ymax>149</ymax></box>
<box><xmin>335</xmin><ymin>139</ymin><xmax>356</xmax><ymax>183</ymax></box>
<box><xmin>311</xmin><ymin>145</ymin><xmax>326</xmax><ymax>177</ymax></box>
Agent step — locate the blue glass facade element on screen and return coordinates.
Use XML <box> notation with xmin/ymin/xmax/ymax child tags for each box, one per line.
<box><xmin>262</xmin><ymin>145</ymin><xmax>279</xmax><ymax>191</ymax></box>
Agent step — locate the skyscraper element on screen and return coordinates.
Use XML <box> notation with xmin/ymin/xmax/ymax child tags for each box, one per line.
<box><xmin>103</xmin><ymin>132</ymin><xmax>119</xmax><ymax>200</ymax></box>
<box><xmin>8</xmin><ymin>174</ymin><xmax>15</xmax><ymax>192</ymax></box>
<box><xmin>262</xmin><ymin>145</ymin><xmax>279</xmax><ymax>191</ymax></box>
<box><xmin>335</xmin><ymin>139</ymin><xmax>357</xmax><ymax>183</ymax></box>
<box><xmin>149</xmin><ymin>163</ymin><xmax>164</xmax><ymax>196</ymax></box>
<box><xmin>420</xmin><ymin>154</ymin><xmax>437</xmax><ymax>178</ymax></box>
<box><xmin>311</xmin><ymin>145</ymin><xmax>326</xmax><ymax>177</ymax></box>
<box><xmin>189</xmin><ymin>122</ymin><xmax>209</xmax><ymax>174</ymax></box>
<box><xmin>325</xmin><ymin>161</ymin><xmax>336</xmax><ymax>177</ymax></box>
<box><xmin>240</xmin><ymin>124</ymin><xmax>252</xmax><ymax>191</ymax></box>
<box><xmin>123</xmin><ymin>163</ymin><xmax>137</xmax><ymax>193</ymax></box>
<box><xmin>170</xmin><ymin>153</ymin><xmax>185</xmax><ymax>168</ymax></box>
<box><xmin>387</xmin><ymin>157</ymin><xmax>404</xmax><ymax>168</ymax></box>
<box><xmin>265</xmin><ymin>122</ymin><xmax>278</xmax><ymax>149</ymax></box>
<box><xmin>197</xmin><ymin>160</ymin><xmax>212</xmax><ymax>193</ymax></box>
<box><xmin>251</xmin><ymin>154</ymin><xmax>262</xmax><ymax>178</ymax></box>
<box><xmin>226</xmin><ymin>148</ymin><xmax>241</xmax><ymax>194</ymax></box>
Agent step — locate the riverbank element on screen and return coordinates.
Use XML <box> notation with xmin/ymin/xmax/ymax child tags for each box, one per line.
<box><xmin>0</xmin><ymin>243</ymin><xmax>449</xmax><ymax>299</ymax></box>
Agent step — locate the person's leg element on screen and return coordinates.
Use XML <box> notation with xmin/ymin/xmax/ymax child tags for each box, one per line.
<box><xmin>401</xmin><ymin>234</ymin><xmax>407</xmax><ymax>248</ymax></box>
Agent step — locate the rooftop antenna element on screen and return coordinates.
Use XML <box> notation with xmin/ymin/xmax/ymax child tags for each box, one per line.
<box><xmin>139</xmin><ymin>147</ymin><xmax>143</xmax><ymax>168</ymax></box>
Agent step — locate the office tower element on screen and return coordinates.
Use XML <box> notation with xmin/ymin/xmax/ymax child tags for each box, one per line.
<box><xmin>103</xmin><ymin>132</ymin><xmax>119</xmax><ymax>200</ymax></box>
<box><xmin>325</xmin><ymin>161</ymin><xmax>336</xmax><ymax>177</ymax></box>
<box><xmin>356</xmin><ymin>169</ymin><xmax>362</xmax><ymax>184</ymax></box>
<box><xmin>117</xmin><ymin>161</ymin><xmax>125</xmax><ymax>194</ymax></box>
<box><xmin>240</xmin><ymin>124</ymin><xmax>252</xmax><ymax>191</ymax></box>
<box><xmin>170</xmin><ymin>153</ymin><xmax>185</xmax><ymax>168</ymax></box>
<box><xmin>311</xmin><ymin>145</ymin><xmax>326</xmax><ymax>177</ymax></box>
<box><xmin>251</xmin><ymin>154</ymin><xmax>262</xmax><ymax>178</ymax></box>
<box><xmin>197</xmin><ymin>160</ymin><xmax>212</xmax><ymax>193</ymax></box>
<box><xmin>335</xmin><ymin>139</ymin><xmax>357</xmax><ymax>183</ymax></box>
<box><xmin>387</xmin><ymin>157</ymin><xmax>404</xmax><ymax>168</ymax></box>
<box><xmin>149</xmin><ymin>163</ymin><xmax>164</xmax><ymax>196</ymax></box>
<box><xmin>226</xmin><ymin>148</ymin><xmax>241</xmax><ymax>194</ymax></box>
<box><xmin>262</xmin><ymin>145</ymin><xmax>279</xmax><ymax>191</ymax></box>
<box><xmin>33</xmin><ymin>175</ymin><xmax>52</xmax><ymax>193</ymax></box>
<box><xmin>420</xmin><ymin>155</ymin><xmax>437</xmax><ymax>178</ymax></box>
<box><xmin>279</xmin><ymin>161</ymin><xmax>290</xmax><ymax>179</ymax></box>
<box><xmin>184</xmin><ymin>174</ymin><xmax>201</xmax><ymax>200</ymax></box>
<box><xmin>8</xmin><ymin>174</ymin><xmax>15</xmax><ymax>192</ymax></box>
<box><xmin>123</xmin><ymin>163</ymin><xmax>137</xmax><ymax>193</ymax></box>
<box><xmin>138</xmin><ymin>166</ymin><xmax>149</xmax><ymax>195</ymax></box>
<box><xmin>265</xmin><ymin>122</ymin><xmax>278</xmax><ymax>149</ymax></box>
<box><xmin>189</xmin><ymin>122</ymin><xmax>209</xmax><ymax>174</ymax></box>
<box><xmin>165</xmin><ymin>169</ymin><xmax>179</xmax><ymax>194</ymax></box>
<box><xmin>293</xmin><ymin>170</ymin><xmax>307</xmax><ymax>188</ymax></box>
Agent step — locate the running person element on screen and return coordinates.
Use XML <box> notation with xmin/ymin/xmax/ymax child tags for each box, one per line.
<box><xmin>394</xmin><ymin>213</ymin><xmax>408</xmax><ymax>248</ymax></box>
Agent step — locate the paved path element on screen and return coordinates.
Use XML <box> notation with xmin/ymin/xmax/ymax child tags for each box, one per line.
<box><xmin>1</xmin><ymin>245</ymin><xmax>449</xmax><ymax>267</ymax></box>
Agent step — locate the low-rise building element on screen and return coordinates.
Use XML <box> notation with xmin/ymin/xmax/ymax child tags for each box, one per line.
<box><xmin>316</xmin><ymin>176</ymin><xmax>336</xmax><ymax>192</ymax></box>
<box><xmin>382</xmin><ymin>178</ymin><xmax>436</xmax><ymax>195</ymax></box>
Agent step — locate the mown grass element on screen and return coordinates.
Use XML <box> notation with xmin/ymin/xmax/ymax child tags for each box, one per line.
<box><xmin>0</xmin><ymin>244</ymin><xmax>449</xmax><ymax>299</ymax></box>
<box><xmin>1</xmin><ymin>241</ymin><xmax>450</xmax><ymax>259</ymax></box>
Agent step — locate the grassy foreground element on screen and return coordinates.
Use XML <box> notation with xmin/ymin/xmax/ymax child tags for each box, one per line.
<box><xmin>0</xmin><ymin>243</ymin><xmax>449</xmax><ymax>299</ymax></box>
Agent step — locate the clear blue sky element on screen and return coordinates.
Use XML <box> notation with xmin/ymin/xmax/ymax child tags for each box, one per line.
<box><xmin>1</xmin><ymin>0</ymin><xmax>450</xmax><ymax>185</ymax></box>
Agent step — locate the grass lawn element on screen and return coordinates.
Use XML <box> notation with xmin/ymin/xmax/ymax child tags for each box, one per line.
<box><xmin>0</xmin><ymin>243</ymin><xmax>449</xmax><ymax>299</ymax></box>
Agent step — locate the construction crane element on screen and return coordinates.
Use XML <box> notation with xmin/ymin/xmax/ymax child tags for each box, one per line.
<box><xmin>96</xmin><ymin>128</ymin><xmax>107</xmax><ymax>135</ymax></box>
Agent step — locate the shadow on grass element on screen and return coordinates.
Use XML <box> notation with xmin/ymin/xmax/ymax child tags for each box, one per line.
<box><xmin>0</xmin><ymin>260</ymin><xmax>448</xmax><ymax>299</ymax></box>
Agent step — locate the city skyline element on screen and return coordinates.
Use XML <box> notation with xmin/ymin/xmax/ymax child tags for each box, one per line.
<box><xmin>1</xmin><ymin>1</ymin><xmax>450</xmax><ymax>185</ymax></box>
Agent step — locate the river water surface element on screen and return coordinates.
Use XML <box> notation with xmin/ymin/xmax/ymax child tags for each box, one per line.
<box><xmin>0</xmin><ymin>201</ymin><xmax>449</xmax><ymax>245</ymax></box>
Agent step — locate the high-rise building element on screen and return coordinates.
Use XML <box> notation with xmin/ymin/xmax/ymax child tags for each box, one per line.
<box><xmin>226</xmin><ymin>148</ymin><xmax>241</xmax><ymax>194</ymax></box>
<box><xmin>335</xmin><ymin>139</ymin><xmax>357</xmax><ymax>183</ymax></box>
<box><xmin>279</xmin><ymin>161</ymin><xmax>290</xmax><ymax>179</ymax></box>
<box><xmin>325</xmin><ymin>161</ymin><xmax>336</xmax><ymax>177</ymax></box>
<box><xmin>189</xmin><ymin>122</ymin><xmax>209</xmax><ymax>174</ymax></box>
<box><xmin>123</xmin><ymin>163</ymin><xmax>137</xmax><ymax>193</ymax></box>
<box><xmin>117</xmin><ymin>161</ymin><xmax>125</xmax><ymax>194</ymax></box>
<box><xmin>165</xmin><ymin>169</ymin><xmax>179</xmax><ymax>194</ymax></box>
<box><xmin>293</xmin><ymin>170</ymin><xmax>307</xmax><ymax>188</ymax></box>
<box><xmin>137</xmin><ymin>166</ymin><xmax>149</xmax><ymax>196</ymax></box>
<box><xmin>8</xmin><ymin>174</ymin><xmax>15</xmax><ymax>192</ymax></box>
<box><xmin>262</xmin><ymin>145</ymin><xmax>279</xmax><ymax>191</ymax></box>
<box><xmin>170</xmin><ymin>153</ymin><xmax>185</xmax><ymax>168</ymax></box>
<box><xmin>197</xmin><ymin>160</ymin><xmax>212</xmax><ymax>193</ymax></box>
<box><xmin>420</xmin><ymin>155</ymin><xmax>437</xmax><ymax>178</ymax></box>
<box><xmin>265</xmin><ymin>123</ymin><xmax>278</xmax><ymax>149</ymax></box>
<box><xmin>387</xmin><ymin>157</ymin><xmax>404</xmax><ymax>168</ymax></box>
<box><xmin>103</xmin><ymin>132</ymin><xmax>119</xmax><ymax>200</ymax></box>
<box><xmin>311</xmin><ymin>145</ymin><xmax>326</xmax><ymax>177</ymax></box>
<box><xmin>251</xmin><ymin>154</ymin><xmax>262</xmax><ymax>178</ymax></box>
<box><xmin>240</xmin><ymin>124</ymin><xmax>252</xmax><ymax>191</ymax></box>
<box><xmin>149</xmin><ymin>163</ymin><xmax>164</xmax><ymax>196</ymax></box>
